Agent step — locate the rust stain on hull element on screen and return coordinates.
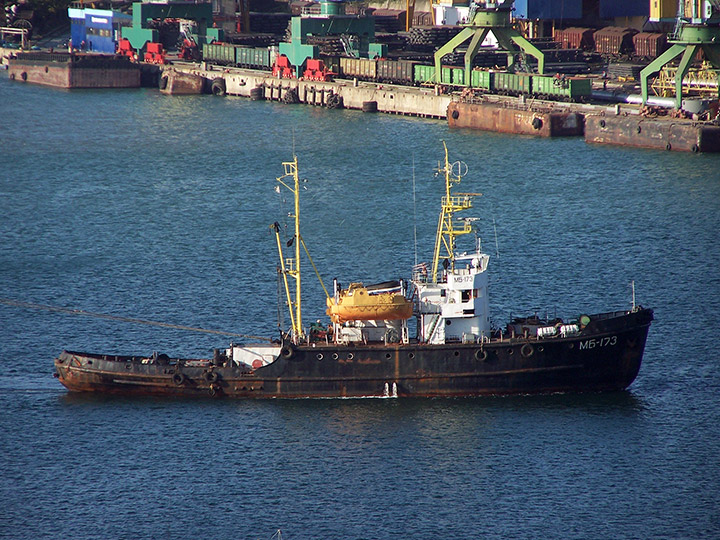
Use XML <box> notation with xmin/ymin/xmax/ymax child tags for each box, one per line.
<box><xmin>448</xmin><ymin>101</ymin><xmax>585</xmax><ymax>137</ymax></box>
<box><xmin>585</xmin><ymin>114</ymin><xmax>720</xmax><ymax>153</ymax></box>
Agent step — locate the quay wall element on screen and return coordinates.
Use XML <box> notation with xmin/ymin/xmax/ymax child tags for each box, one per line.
<box><xmin>175</xmin><ymin>65</ymin><xmax>451</xmax><ymax>118</ymax></box>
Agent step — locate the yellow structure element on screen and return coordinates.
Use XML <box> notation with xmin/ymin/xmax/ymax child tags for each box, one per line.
<box><xmin>650</xmin><ymin>64</ymin><xmax>719</xmax><ymax>97</ymax></box>
<box><xmin>650</xmin><ymin>0</ymin><xmax>679</xmax><ymax>21</ymax></box>
<box><xmin>430</xmin><ymin>142</ymin><xmax>482</xmax><ymax>282</ymax></box>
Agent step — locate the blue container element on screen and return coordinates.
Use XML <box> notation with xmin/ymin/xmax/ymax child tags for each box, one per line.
<box><xmin>599</xmin><ymin>0</ymin><xmax>649</xmax><ymax>18</ymax></box>
<box><xmin>513</xmin><ymin>0</ymin><xmax>582</xmax><ymax>20</ymax></box>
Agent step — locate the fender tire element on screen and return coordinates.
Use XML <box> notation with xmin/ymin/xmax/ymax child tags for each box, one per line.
<box><xmin>211</xmin><ymin>78</ymin><xmax>226</xmax><ymax>96</ymax></box>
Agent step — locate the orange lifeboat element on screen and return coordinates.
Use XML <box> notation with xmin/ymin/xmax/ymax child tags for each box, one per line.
<box><xmin>326</xmin><ymin>281</ymin><xmax>413</xmax><ymax>324</ymax></box>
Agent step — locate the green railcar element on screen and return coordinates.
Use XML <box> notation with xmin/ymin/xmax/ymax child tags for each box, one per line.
<box><xmin>532</xmin><ymin>74</ymin><xmax>592</xmax><ymax>101</ymax></box>
<box><xmin>203</xmin><ymin>43</ymin><xmax>236</xmax><ymax>65</ymax></box>
<box><xmin>451</xmin><ymin>67</ymin><xmax>465</xmax><ymax>86</ymax></box>
<box><xmin>236</xmin><ymin>46</ymin><xmax>271</xmax><ymax>69</ymax></box>
<box><xmin>413</xmin><ymin>64</ymin><xmax>434</xmax><ymax>84</ymax></box>
<box><xmin>413</xmin><ymin>64</ymin><xmax>454</xmax><ymax>85</ymax></box>
<box><xmin>471</xmin><ymin>69</ymin><xmax>493</xmax><ymax>90</ymax></box>
<box><xmin>494</xmin><ymin>71</ymin><xmax>532</xmax><ymax>95</ymax></box>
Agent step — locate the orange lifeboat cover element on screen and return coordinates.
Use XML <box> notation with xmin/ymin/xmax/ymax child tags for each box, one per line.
<box><xmin>326</xmin><ymin>282</ymin><xmax>413</xmax><ymax>324</ymax></box>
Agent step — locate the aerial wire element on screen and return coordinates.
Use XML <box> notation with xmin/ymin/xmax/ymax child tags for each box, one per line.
<box><xmin>0</xmin><ymin>298</ymin><xmax>272</xmax><ymax>341</ymax></box>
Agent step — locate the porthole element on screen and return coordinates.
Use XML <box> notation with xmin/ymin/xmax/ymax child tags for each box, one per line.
<box><xmin>332</xmin><ymin>352</ymin><xmax>339</xmax><ymax>360</ymax></box>
<box><xmin>347</xmin><ymin>353</ymin><xmax>354</xmax><ymax>360</ymax></box>
<box><xmin>316</xmin><ymin>353</ymin><xmax>323</xmax><ymax>360</ymax></box>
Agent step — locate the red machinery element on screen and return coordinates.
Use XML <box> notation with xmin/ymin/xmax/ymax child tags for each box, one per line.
<box><xmin>302</xmin><ymin>59</ymin><xmax>334</xmax><ymax>81</ymax></box>
<box><xmin>272</xmin><ymin>54</ymin><xmax>296</xmax><ymax>79</ymax></box>
<box><xmin>116</xmin><ymin>38</ymin><xmax>138</xmax><ymax>61</ymax></box>
<box><xmin>179</xmin><ymin>35</ymin><xmax>200</xmax><ymax>61</ymax></box>
<box><xmin>143</xmin><ymin>42</ymin><xmax>167</xmax><ymax>64</ymax></box>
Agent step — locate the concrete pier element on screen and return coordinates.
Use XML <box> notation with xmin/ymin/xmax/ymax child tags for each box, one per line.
<box><xmin>168</xmin><ymin>63</ymin><xmax>451</xmax><ymax>118</ymax></box>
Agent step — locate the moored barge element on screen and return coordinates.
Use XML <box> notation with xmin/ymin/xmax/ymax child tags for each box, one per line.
<box><xmin>8</xmin><ymin>51</ymin><xmax>140</xmax><ymax>88</ymax></box>
<box><xmin>54</xmin><ymin>146</ymin><xmax>653</xmax><ymax>398</ymax></box>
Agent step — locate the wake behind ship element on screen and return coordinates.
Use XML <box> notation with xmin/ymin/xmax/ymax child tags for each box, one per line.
<box><xmin>54</xmin><ymin>146</ymin><xmax>653</xmax><ymax>398</ymax></box>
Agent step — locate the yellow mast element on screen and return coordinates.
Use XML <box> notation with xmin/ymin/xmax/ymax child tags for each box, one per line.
<box><xmin>274</xmin><ymin>156</ymin><xmax>303</xmax><ymax>342</ymax></box>
<box><xmin>430</xmin><ymin>142</ymin><xmax>481</xmax><ymax>283</ymax></box>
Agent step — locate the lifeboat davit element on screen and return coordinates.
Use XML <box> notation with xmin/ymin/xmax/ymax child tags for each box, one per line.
<box><xmin>326</xmin><ymin>281</ymin><xmax>413</xmax><ymax>324</ymax></box>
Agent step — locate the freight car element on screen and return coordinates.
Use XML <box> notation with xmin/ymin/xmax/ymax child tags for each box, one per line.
<box><xmin>202</xmin><ymin>43</ymin><xmax>276</xmax><ymax>70</ymax></box>
<box><xmin>338</xmin><ymin>57</ymin><xmax>418</xmax><ymax>85</ymax></box>
<box><xmin>555</xmin><ymin>25</ymin><xmax>664</xmax><ymax>61</ymax></box>
<box><xmin>337</xmin><ymin>57</ymin><xmax>592</xmax><ymax>101</ymax></box>
<box><xmin>532</xmin><ymin>74</ymin><xmax>592</xmax><ymax>101</ymax></box>
<box><xmin>632</xmin><ymin>32</ymin><xmax>669</xmax><ymax>60</ymax></box>
<box><xmin>593</xmin><ymin>26</ymin><xmax>638</xmax><ymax>57</ymax></box>
<box><xmin>197</xmin><ymin>45</ymin><xmax>592</xmax><ymax>103</ymax></box>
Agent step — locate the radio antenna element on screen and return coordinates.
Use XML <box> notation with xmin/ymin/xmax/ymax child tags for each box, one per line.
<box><xmin>412</xmin><ymin>153</ymin><xmax>418</xmax><ymax>268</ymax></box>
<box><xmin>493</xmin><ymin>216</ymin><xmax>500</xmax><ymax>258</ymax></box>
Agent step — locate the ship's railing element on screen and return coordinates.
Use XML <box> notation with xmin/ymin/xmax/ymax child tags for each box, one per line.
<box><xmin>442</xmin><ymin>194</ymin><xmax>474</xmax><ymax>211</ymax></box>
<box><xmin>412</xmin><ymin>262</ymin><xmax>430</xmax><ymax>283</ymax></box>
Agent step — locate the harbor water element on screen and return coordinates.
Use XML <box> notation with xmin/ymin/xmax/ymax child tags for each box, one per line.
<box><xmin>1</xmin><ymin>76</ymin><xmax>719</xmax><ymax>539</ymax></box>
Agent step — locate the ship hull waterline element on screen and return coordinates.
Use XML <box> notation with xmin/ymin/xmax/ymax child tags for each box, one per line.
<box><xmin>54</xmin><ymin>308</ymin><xmax>653</xmax><ymax>399</ymax></box>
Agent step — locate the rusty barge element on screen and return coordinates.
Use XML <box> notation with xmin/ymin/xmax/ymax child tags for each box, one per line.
<box><xmin>7</xmin><ymin>51</ymin><xmax>140</xmax><ymax>88</ymax></box>
<box><xmin>54</xmin><ymin>145</ymin><xmax>653</xmax><ymax>398</ymax></box>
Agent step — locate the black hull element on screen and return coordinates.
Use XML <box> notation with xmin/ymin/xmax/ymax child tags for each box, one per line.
<box><xmin>54</xmin><ymin>308</ymin><xmax>653</xmax><ymax>398</ymax></box>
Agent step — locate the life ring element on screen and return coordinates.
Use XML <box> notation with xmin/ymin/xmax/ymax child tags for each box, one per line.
<box><xmin>172</xmin><ymin>372</ymin><xmax>185</xmax><ymax>385</ymax></box>
<box><xmin>203</xmin><ymin>370</ymin><xmax>218</xmax><ymax>383</ymax></box>
<box><xmin>210</xmin><ymin>78</ymin><xmax>226</xmax><ymax>96</ymax></box>
<box><xmin>520</xmin><ymin>343</ymin><xmax>534</xmax><ymax>358</ymax></box>
<box><xmin>475</xmin><ymin>349</ymin><xmax>488</xmax><ymax>361</ymax></box>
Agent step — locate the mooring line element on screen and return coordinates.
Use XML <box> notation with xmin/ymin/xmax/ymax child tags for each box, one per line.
<box><xmin>0</xmin><ymin>298</ymin><xmax>272</xmax><ymax>342</ymax></box>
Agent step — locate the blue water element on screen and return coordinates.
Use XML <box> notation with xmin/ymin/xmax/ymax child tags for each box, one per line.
<box><xmin>1</xmin><ymin>77</ymin><xmax>719</xmax><ymax>539</ymax></box>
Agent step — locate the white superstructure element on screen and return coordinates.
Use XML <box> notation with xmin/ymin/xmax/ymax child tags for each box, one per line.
<box><xmin>411</xmin><ymin>143</ymin><xmax>491</xmax><ymax>345</ymax></box>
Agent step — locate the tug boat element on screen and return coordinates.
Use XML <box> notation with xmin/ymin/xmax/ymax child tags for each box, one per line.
<box><xmin>54</xmin><ymin>146</ymin><xmax>653</xmax><ymax>398</ymax></box>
